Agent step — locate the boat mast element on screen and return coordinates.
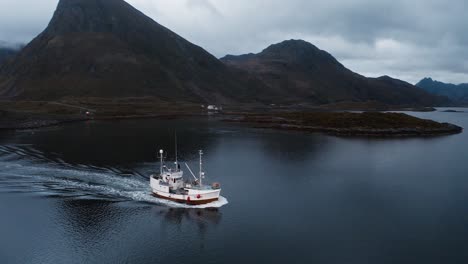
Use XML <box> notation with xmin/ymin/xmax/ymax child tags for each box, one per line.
<box><xmin>175</xmin><ymin>132</ymin><xmax>178</xmax><ymax>172</ymax></box>
<box><xmin>199</xmin><ymin>150</ymin><xmax>203</xmax><ymax>186</ymax></box>
<box><xmin>159</xmin><ymin>149</ymin><xmax>164</xmax><ymax>175</ymax></box>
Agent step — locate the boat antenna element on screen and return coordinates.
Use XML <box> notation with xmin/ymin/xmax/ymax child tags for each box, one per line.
<box><xmin>199</xmin><ymin>150</ymin><xmax>204</xmax><ymax>186</ymax></box>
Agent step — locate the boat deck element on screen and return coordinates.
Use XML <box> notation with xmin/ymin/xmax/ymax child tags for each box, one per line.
<box><xmin>152</xmin><ymin>174</ymin><xmax>219</xmax><ymax>193</ymax></box>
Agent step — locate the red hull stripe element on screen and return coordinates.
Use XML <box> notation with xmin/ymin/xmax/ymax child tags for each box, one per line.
<box><xmin>153</xmin><ymin>193</ymin><xmax>219</xmax><ymax>205</ymax></box>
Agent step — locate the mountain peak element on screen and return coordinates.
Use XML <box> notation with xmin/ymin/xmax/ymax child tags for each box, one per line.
<box><xmin>261</xmin><ymin>39</ymin><xmax>321</xmax><ymax>57</ymax></box>
<box><xmin>263</xmin><ymin>39</ymin><xmax>319</xmax><ymax>52</ymax></box>
<box><xmin>46</xmin><ymin>0</ymin><xmax>157</xmax><ymax>36</ymax></box>
<box><xmin>419</xmin><ymin>77</ymin><xmax>434</xmax><ymax>83</ymax></box>
<box><xmin>416</xmin><ymin>78</ymin><xmax>446</xmax><ymax>88</ymax></box>
<box><xmin>256</xmin><ymin>39</ymin><xmax>342</xmax><ymax>67</ymax></box>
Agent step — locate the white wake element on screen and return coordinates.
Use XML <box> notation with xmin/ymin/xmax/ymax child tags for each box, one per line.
<box><xmin>0</xmin><ymin>145</ymin><xmax>228</xmax><ymax>208</ymax></box>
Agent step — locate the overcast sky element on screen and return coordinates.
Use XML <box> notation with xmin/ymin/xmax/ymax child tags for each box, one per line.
<box><xmin>0</xmin><ymin>0</ymin><xmax>467</xmax><ymax>84</ymax></box>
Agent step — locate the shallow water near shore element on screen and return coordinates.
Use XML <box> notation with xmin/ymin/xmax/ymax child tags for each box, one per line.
<box><xmin>1</xmin><ymin>108</ymin><xmax>468</xmax><ymax>263</ymax></box>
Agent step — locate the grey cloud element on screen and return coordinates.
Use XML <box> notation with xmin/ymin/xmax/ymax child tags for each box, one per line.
<box><xmin>0</xmin><ymin>0</ymin><xmax>467</xmax><ymax>84</ymax></box>
<box><xmin>0</xmin><ymin>0</ymin><xmax>58</xmax><ymax>43</ymax></box>
<box><xmin>185</xmin><ymin>0</ymin><xmax>220</xmax><ymax>16</ymax></box>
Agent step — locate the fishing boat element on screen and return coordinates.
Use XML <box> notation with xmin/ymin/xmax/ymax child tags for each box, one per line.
<box><xmin>150</xmin><ymin>149</ymin><xmax>221</xmax><ymax>205</ymax></box>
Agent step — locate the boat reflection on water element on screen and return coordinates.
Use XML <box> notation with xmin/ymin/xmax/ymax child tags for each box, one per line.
<box><xmin>159</xmin><ymin>207</ymin><xmax>222</xmax><ymax>230</ymax></box>
<box><xmin>154</xmin><ymin>207</ymin><xmax>222</xmax><ymax>250</ymax></box>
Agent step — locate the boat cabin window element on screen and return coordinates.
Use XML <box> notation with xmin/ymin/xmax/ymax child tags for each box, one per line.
<box><xmin>173</xmin><ymin>179</ymin><xmax>176</xmax><ymax>183</ymax></box>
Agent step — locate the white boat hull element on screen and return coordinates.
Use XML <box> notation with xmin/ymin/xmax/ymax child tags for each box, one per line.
<box><xmin>150</xmin><ymin>177</ymin><xmax>221</xmax><ymax>205</ymax></box>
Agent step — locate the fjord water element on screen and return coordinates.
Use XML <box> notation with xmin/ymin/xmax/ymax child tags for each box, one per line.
<box><xmin>1</xmin><ymin>109</ymin><xmax>468</xmax><ymax>264</ymax></box>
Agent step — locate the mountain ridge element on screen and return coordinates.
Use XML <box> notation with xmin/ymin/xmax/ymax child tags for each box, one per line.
<box><xmin>221</xmin><ymin>39</ymin><xmax>448</xmax><ymax>106</ymax></box>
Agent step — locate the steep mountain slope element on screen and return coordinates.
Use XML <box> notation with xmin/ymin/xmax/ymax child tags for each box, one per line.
<box><xmin>222</xmin><ymin>40</ymin><xmax>448</xmax><ymax>106</ymax></box>
<box><xmin>0</xmin><ymin>0</ymin><xmax>265</xmax><ymax>103</ymax></box>
<box><xmin>0</xmin><ymin>47</ymin><xmax>19</xmax><ymax>66</ymax></box>
<box><xmin>417</xmin><ymin>78</ymin><xmax>468</xmax><ymax>104</ymax></box>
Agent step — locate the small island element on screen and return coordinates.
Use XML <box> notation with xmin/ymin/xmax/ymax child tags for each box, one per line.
<box><xmin>441</xmin><ymin>109</ymin><xmax>465</xmax><ymax>113</ymax></box>
<box><xmin>225</xmin><ymin>111</ymin><xmax>463</xmax><ymax>137</ymax></box>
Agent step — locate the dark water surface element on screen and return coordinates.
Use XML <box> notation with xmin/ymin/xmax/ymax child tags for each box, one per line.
<box><xmin>1</xmin><ymin>109</ymin><xmax>468</xmax><ymax>263</ymax></box>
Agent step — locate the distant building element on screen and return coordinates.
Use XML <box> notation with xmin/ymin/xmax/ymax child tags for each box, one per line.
<box><xmin>207</xmin><ymin>105</ymin><xmax>223</xmax><ymax>112</ymax></box>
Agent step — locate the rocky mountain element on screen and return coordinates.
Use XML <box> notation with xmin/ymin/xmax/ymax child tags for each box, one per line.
<box><xmin>0</xmin><ymin>0</ymin><xmax>266</xmax><ymax>103</ymax></box>
<box><xmin>416</xmin><ymin>78</ymin><xmax>468</xmax><ymax>104</ymax></box>
<box><xmin>0</xmin><ymin>0</ymin><xmax>449</xmax><ymax>107</ymax></box>
<box><xmin>221</xmin><ymin>40</ymin><xmax>448</xmax><ymax>106</ymax></box>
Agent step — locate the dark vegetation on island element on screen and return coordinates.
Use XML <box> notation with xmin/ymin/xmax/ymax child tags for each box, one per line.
<box><xmin>224</xmin><ymin>111</ymin><xmax>463</xmax><ymax>137</ymax></box>
<box><xmin>440</xmin><ymin>109</ymin><xmax>465</xmax><ymax>113</ymax></box>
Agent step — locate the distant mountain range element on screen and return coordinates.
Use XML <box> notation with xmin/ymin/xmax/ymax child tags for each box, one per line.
<box><xmin>0</xmin><ymin>0</ymin><xmax>449</xmax><ymax>107</ymax></box>
<box><xmin>416</xmin><ymin>78</ymin><xmax>468</xmax><ymax>104</ymax></box>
